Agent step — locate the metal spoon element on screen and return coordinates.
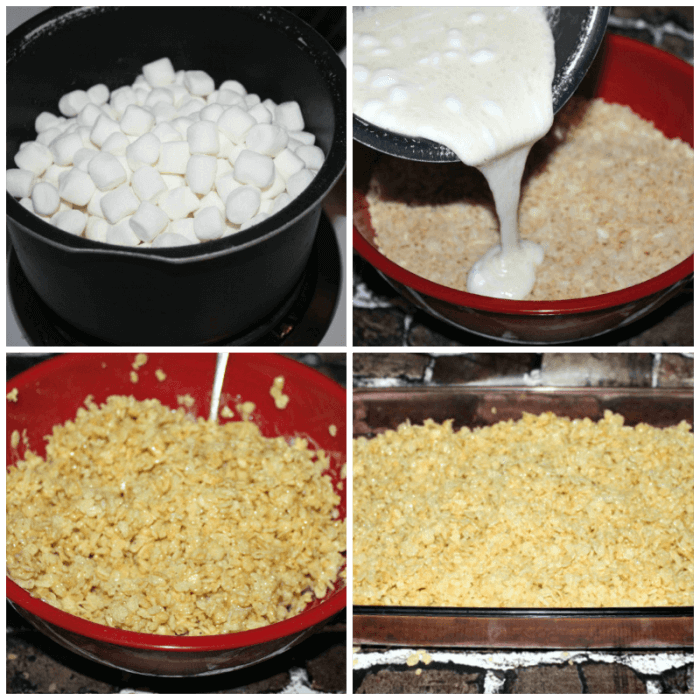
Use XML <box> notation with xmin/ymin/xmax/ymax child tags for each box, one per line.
<box><xmin>209</xmin><ymin>352</ymin><xmax>229</xmax><ymax>422</ymax></box>
<box><xmin>353</xmin><ymin>6</ymin><xmax>611</xmax><ymax>162</ymax></box>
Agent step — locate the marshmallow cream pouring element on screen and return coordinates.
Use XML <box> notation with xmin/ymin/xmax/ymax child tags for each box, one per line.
<box><xmin>353</xmin><ymin>7</ymin><xmax>556</xmax><ymax>299</ymax></box>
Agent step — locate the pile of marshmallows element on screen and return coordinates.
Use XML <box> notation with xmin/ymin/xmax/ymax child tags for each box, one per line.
<box><xmin>7</xmin><ymin>57</ymin><xmax>325</xmax><ymax>247</ymax></box>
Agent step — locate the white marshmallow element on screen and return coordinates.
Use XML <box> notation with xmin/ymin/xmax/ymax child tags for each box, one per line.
<box><xmin>58</xmin><ymin>90</ymin><xmax>90</xmax><ymax>117</ymax></box>
<box><xmin>87</xmin><ymin>83</ymin><xmax>110</xmax><ymax>106</ymax></box>
<box><xmin>245</xmin><ymin>124</ymin><xmax>288</xmax><ymax>157</ymax></box>
<box><xmin>107</xmin><ymin>218</ymin><xmax>140</xmax><ymax>246</ymax></box>
<box><xmin>217</xmin><ymin>106</ymin><xmax>256</xmax><ymax>144</ymax></box>
<box><xmin>143</xmin><ymin>57</ymin><xmax>176</xmax><ymax>88</ymax></box>
<box><xmin>220</xmin><ymin>79</ymin><xmax>247</xmax><ymax>95</ymax></box>
<box><xmin>85</xmin><ymin>215</ymin><xmax>109</xmax><ymax>242</ymax></box>
<box><xmin>151</xmin><ymin>232</ymin><xmax>192</xmax><ymax>247</ymax></box>
<box><xmin>186</xmin><ymin>154</ymin><xmax>217</xmax><ymax>195</ymax></box>
<box><xmin>6</xmin><ymin>169</ymin><xmax>36</xmax><ymax>198</ymax></box>
<box><xmin>271</xmin><ymin>191</ymin><xmax>292</xmax><ymax>215</ymax></box>
<box><xmin>88</xmin><ymin>152</ymin><xmax>128</xmax><ymax>191</ymax></box>
<box><xmin>274</xmin><ymin>101</ymin><xmax>305</xmax><ymax>131</ymax></box>
<box><xmin>31</xmin><ymin>182</ymin><xmax>60</xmax><ymax>216</ymax></box>
<box><xmin>100</xmin><ymin>184</ymin><xmax>140</xmax><ymax>224</ymax></box>
<box><xmin>286</xmin><ymin>168</ymin><xmax>315</xmax><ymax>199</ymax></box>
<box><xmin>58</xmin><ymin>167</ymin><xmax>96</xmax><ymax>206</ymax></box>
<box><xmin>120</xmin><ymin>104</ymin><xmax>156</xmax><ymax>136</ymax></box>
<box><xmin>225</xmin><ymin>186</ymin><xmax>260</xmax><ymax>225</ymax></box>
<box><xmin>51</xmin><ymin>209</ymin><xmax>87</xmax><ymax>235</ymax></box>
<box><xmin>10</xmin><ymin>56</ymin><xmax>323</xmax><ymax>251</ymax></box>
<box><xmin>90</xmin><ymin>114</ymin><xmax>123</xmax><ymax>147</ymax></box>
<box><xmin>187</xmin><ymin>120</ymin><xmax>219</xmax><ymax>155</ymax></box>
<box><xmin>158</xmin><ymin>140</ymin><xmax>190</xmax><ymax>174</ymax></box>
<box><xmin>131</xmin><ymin>165</ymin><xmax>167</xmax><ymax>202</ymax></box>
<box><xmin>194</xmin><ymin>206</ymin><xmax>225</xmax><ymax>240</ymax></box>
<box><xmin>77</xmin><ymin>103</ymin><xmax>103</xmax><ymax>128</ymax></box>
<box><xmin>126</xmin><ymin>132</ymin><xmax>161</xmax><ymax>170</ymax></box>
<box><xmin>14</xmin><ymin>142</ymin><xmax>54</xmax><ymax>176</ymax></box>
<box><xmin>159</xmin><ymin>186</ymin><xmax>200</xmax><ymax>220</ymax></box>
<box><xmin>233</xmin><ymin>150</ymin><xmax>274</xmax><ymax>188</ymax></box>
<box><xmin>130</xmin><ymin>201</ymin><xmax>169</xmax><ymax>242</ymax></box>
<box><xmin>274</xmin><ymin>148</ymin><xmax>305</xmax><ymax>181</ymax></box>
<box><xmin>101</xmin><ymin>131</ymin><xmax>131</xmax><ymax>156</ymax></box>
<box><xmin>110</xmin><ymin>86</ymin><xmax>138</xmax><ymax>117</ymax></box>
<box><xmin>165</xmin><ymin>217</ymin><xmax>196</xmax><ymax>241</ymax></box>
<box><xmin>239</xmin><ymin>211</ymin><xmax>268</xmax><ymax>230</ymax></box>
<box><xmin>35</xmin><ymin>111</ymin><xmax>62</xmax><ymax>133</ymax></box>
<box><xmin>296</xmin><ymin>144</ymin><xmax>325</xmax><ymax>171</ymax></box>
<box><xmin>184</xmin><ymin>70</ymin><xmax>215</xmax><ymax>96</ymax></box>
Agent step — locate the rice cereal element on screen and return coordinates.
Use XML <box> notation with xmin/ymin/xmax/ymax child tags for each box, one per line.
<box><xmin>353</xmin><ymin>411</ymin><xmax>693</xmax><ymax>607</ymax></box>
<box><xmin>7</xmin><ymin>395</ymin><xmax>345</xmax><ymax>635</ymax></box>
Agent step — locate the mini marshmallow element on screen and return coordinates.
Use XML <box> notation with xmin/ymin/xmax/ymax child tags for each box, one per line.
<box><xmin>132</xmin><ymin>165</ymin><xmax>167</xmax><ymax>202</ymax></box>
<box><xmin>87</xmin><ymin>83</ymin><xmax>110</xmax><ymax>105</ymax></box>
<box><xmin>120</xmin><ymin>104</ymin><xmax>156</xmax><ymax>136</ymax></box>
<box><xmin>286</xmin><ymin>168</ymin><xmax>315</xmax><ymax>199</ymax></box>
<box><xmin>126</xmin><ymin>132</ymin><xmax>161</xmax><ymax>171</ymax></box>
<box><xmin>196</xmin><ymin>190</ymin><xmax>226</xmax><ymax>216</ymax></box>
<box><xmin>225</xmin><ymin>186</ymin><xmax>260</xmax><ymax>225</ymax></box>
<box><xmin>151</xmin><ymin>232</ymin><xmax>191</xmax><ymax>247</ymax></box>
<box><xmin>271</xmin><ymin>192</ymin><xmax>292</xmax><ymax>215</ymax></box>
<box><xmin>248</xmin><ymin>103</ymin><xmax>273</xmax><ymax>124</ymax></box>
<box><xmin>90</xmin><ymin>114</ymin><xmax>123</xmax><ymax>147</ymax></box>
<box><xmin>158</xmin><ymin>140</ymin><xmax>190</xmax><ymax>174</ymax></box>
<box><xmin>130</xmin><ymin>201</ymin><xmax>169</xmax><ymax>242</ymax></box>
<box><xmin>159</xmin><ymin>186</ymin><xmax>200</xmax><ymax>220</ymax></box>
<box><xmin>239</xmin><ymin>211</ymin><xmax>268</xmax><ymax>230</ymax></box>
<box><xmin>167</xmin><ymin>217</ymin><xmax>198</xmax><ymax>243</ymax></box>
<box><xmin>85</xmin><ymin>215</ymin><xmax>109</xmax><ymax>242</ymax></box>
<box><xmin>187</xmin><ymin>120</ymin><xmax>219</xmax><ymax>155</ymax></box>
<box><xmin>289</xmin><ymin>130</ymin><xmax>316</xmax><ymax>146</ymax></box>
<box><xmin>194</xmin><ymin>206</ymin><xmax>225</xmax><ymax>241</ymax></box>
<box><xmin>220</xmin><ymin>79</ymin><xmax>247</xmax><ymax>95</ymax></box>
<box><xmin>100</xmin><ymin>184</ymin><xmax>140</xmax><ymax>224</ymax></box>
<box><xmin>32</xmin><ymin>182</ymin><xmax>61</xmax><ymax>216</ymax></box>
<box><xmin>184</xmin><ymin>70</ymin><xmax>215</xmax><ymax>96</ymax></box>
<box><xmin>273</xmin><ymin>148</ymin><xmax>304</xmax><ymax>181</ymax></box>
<box><xmin>233</xmin><ymin>150</ymin><xmax>274</xmax><ymax>189</ymax></box>
<box><xmin>143</xmin><ymin>57</ymin><xmax>176</xmax><ymax>88</ymax></box>
<box><xmin>6</xmin><ymin>169</ymin><xmax>36</xmax><ymax>199</ymax></box>
<box><xmin>186</xmin><ymin>154</ymin><xmax>217</xmax><ymax>195</ymax></box>
<box><xmin>88</xmin><ymin>152</ymin><xmax>128</xmax><ymax>191</ymax></box>
<box><xmin>110</xmin><ymin>86</ymin><xmax>138</xmax><ymax>117</ymax></box>
<box><xmin>58</xmin><ymin>90</ymin><xmax>90</xmax><ymax>117</ymax></box>
<box><xmin>145</xmin><ymin>88</ymin><xmax>175</xmax><ymax>108</ymax></box>
<box><xmin>77</xmin><ymin>103</ymin><xmax>104</xmax><ymax>128</ymax></box>
<box><xmin>274</xmin><ymin>101</ymin><xmax>305</xmax><ymax>132</ymax></box>
<box><xmin>101</xmin><ymin>131</ymin><xmax>131</xmax><ymax>156</ymax></box>
<box><xmin>58</xmin><ymin>167</ymin><xmax>96</xmax><ymax>206</ymax></box>
<box><xmin>217</xmin><ymin>106</ymin><xmax>256</xmax><ymax>144</ymax></box>
<box><xmin>52</xmin><ymin>209</ymin><xmax>87</xmax><ymax>235</ymax></box>
<box><xmin>245</xmin><ymin>124</ymin><xmax>288</xmax><ymax>157</ymax></box>
<box><xmin>14</xmin><ymin>142</ymin><xmax>54</xmax><ymax>176</ymax></box>
<box><xmin>35</xmin><ymin>111</ymin><xmax>62</xmax><ymax>133</ymax></box>
<box><xmin>296</xmin><ymin>144</ymin><xmax>325</xmax><ymax>171</ymax></box>
<box><xmin>9</xmin><ymin>56</ymin><xmax>323</xmax><ymax>250</ymax></box>
<box><xmin>107</xmin><ymin>218</ymin><xmax>140</xmax><ymax>246</ymax></box>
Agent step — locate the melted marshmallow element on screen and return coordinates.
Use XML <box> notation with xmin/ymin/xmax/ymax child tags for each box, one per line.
<box><xmin>353</xmin><ymin>7</ymin><xmax>556</xmax><ymax>299</ymax></box>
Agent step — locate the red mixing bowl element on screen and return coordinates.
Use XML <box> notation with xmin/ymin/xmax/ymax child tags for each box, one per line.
<box><xmin>353</xmin><ymin>34</ymin><xmax>694</xmax><ymax>344</ymax></box>
<box><xmin>6</xmin><ymin>353</ymin><xmax>346</xmax><ymax>676</ymax></box>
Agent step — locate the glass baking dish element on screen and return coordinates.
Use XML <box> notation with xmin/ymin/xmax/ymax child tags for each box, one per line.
<box><xmin>353</xmin><ymin>386</ymin><xmax>693</xmax><ymax>649</ymax></box>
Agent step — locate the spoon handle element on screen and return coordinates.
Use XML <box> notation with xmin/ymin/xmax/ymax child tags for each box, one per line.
<box><xmin>209</xmin><ymin>352</ymin><xmax>229</xmax><ymax>422</ymax></box>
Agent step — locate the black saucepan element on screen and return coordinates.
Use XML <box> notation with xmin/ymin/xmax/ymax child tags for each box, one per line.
<box><xmin>7</xmin><ymin>6</ymin><xmax>346</xmax><ymax>345</ymax></box>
